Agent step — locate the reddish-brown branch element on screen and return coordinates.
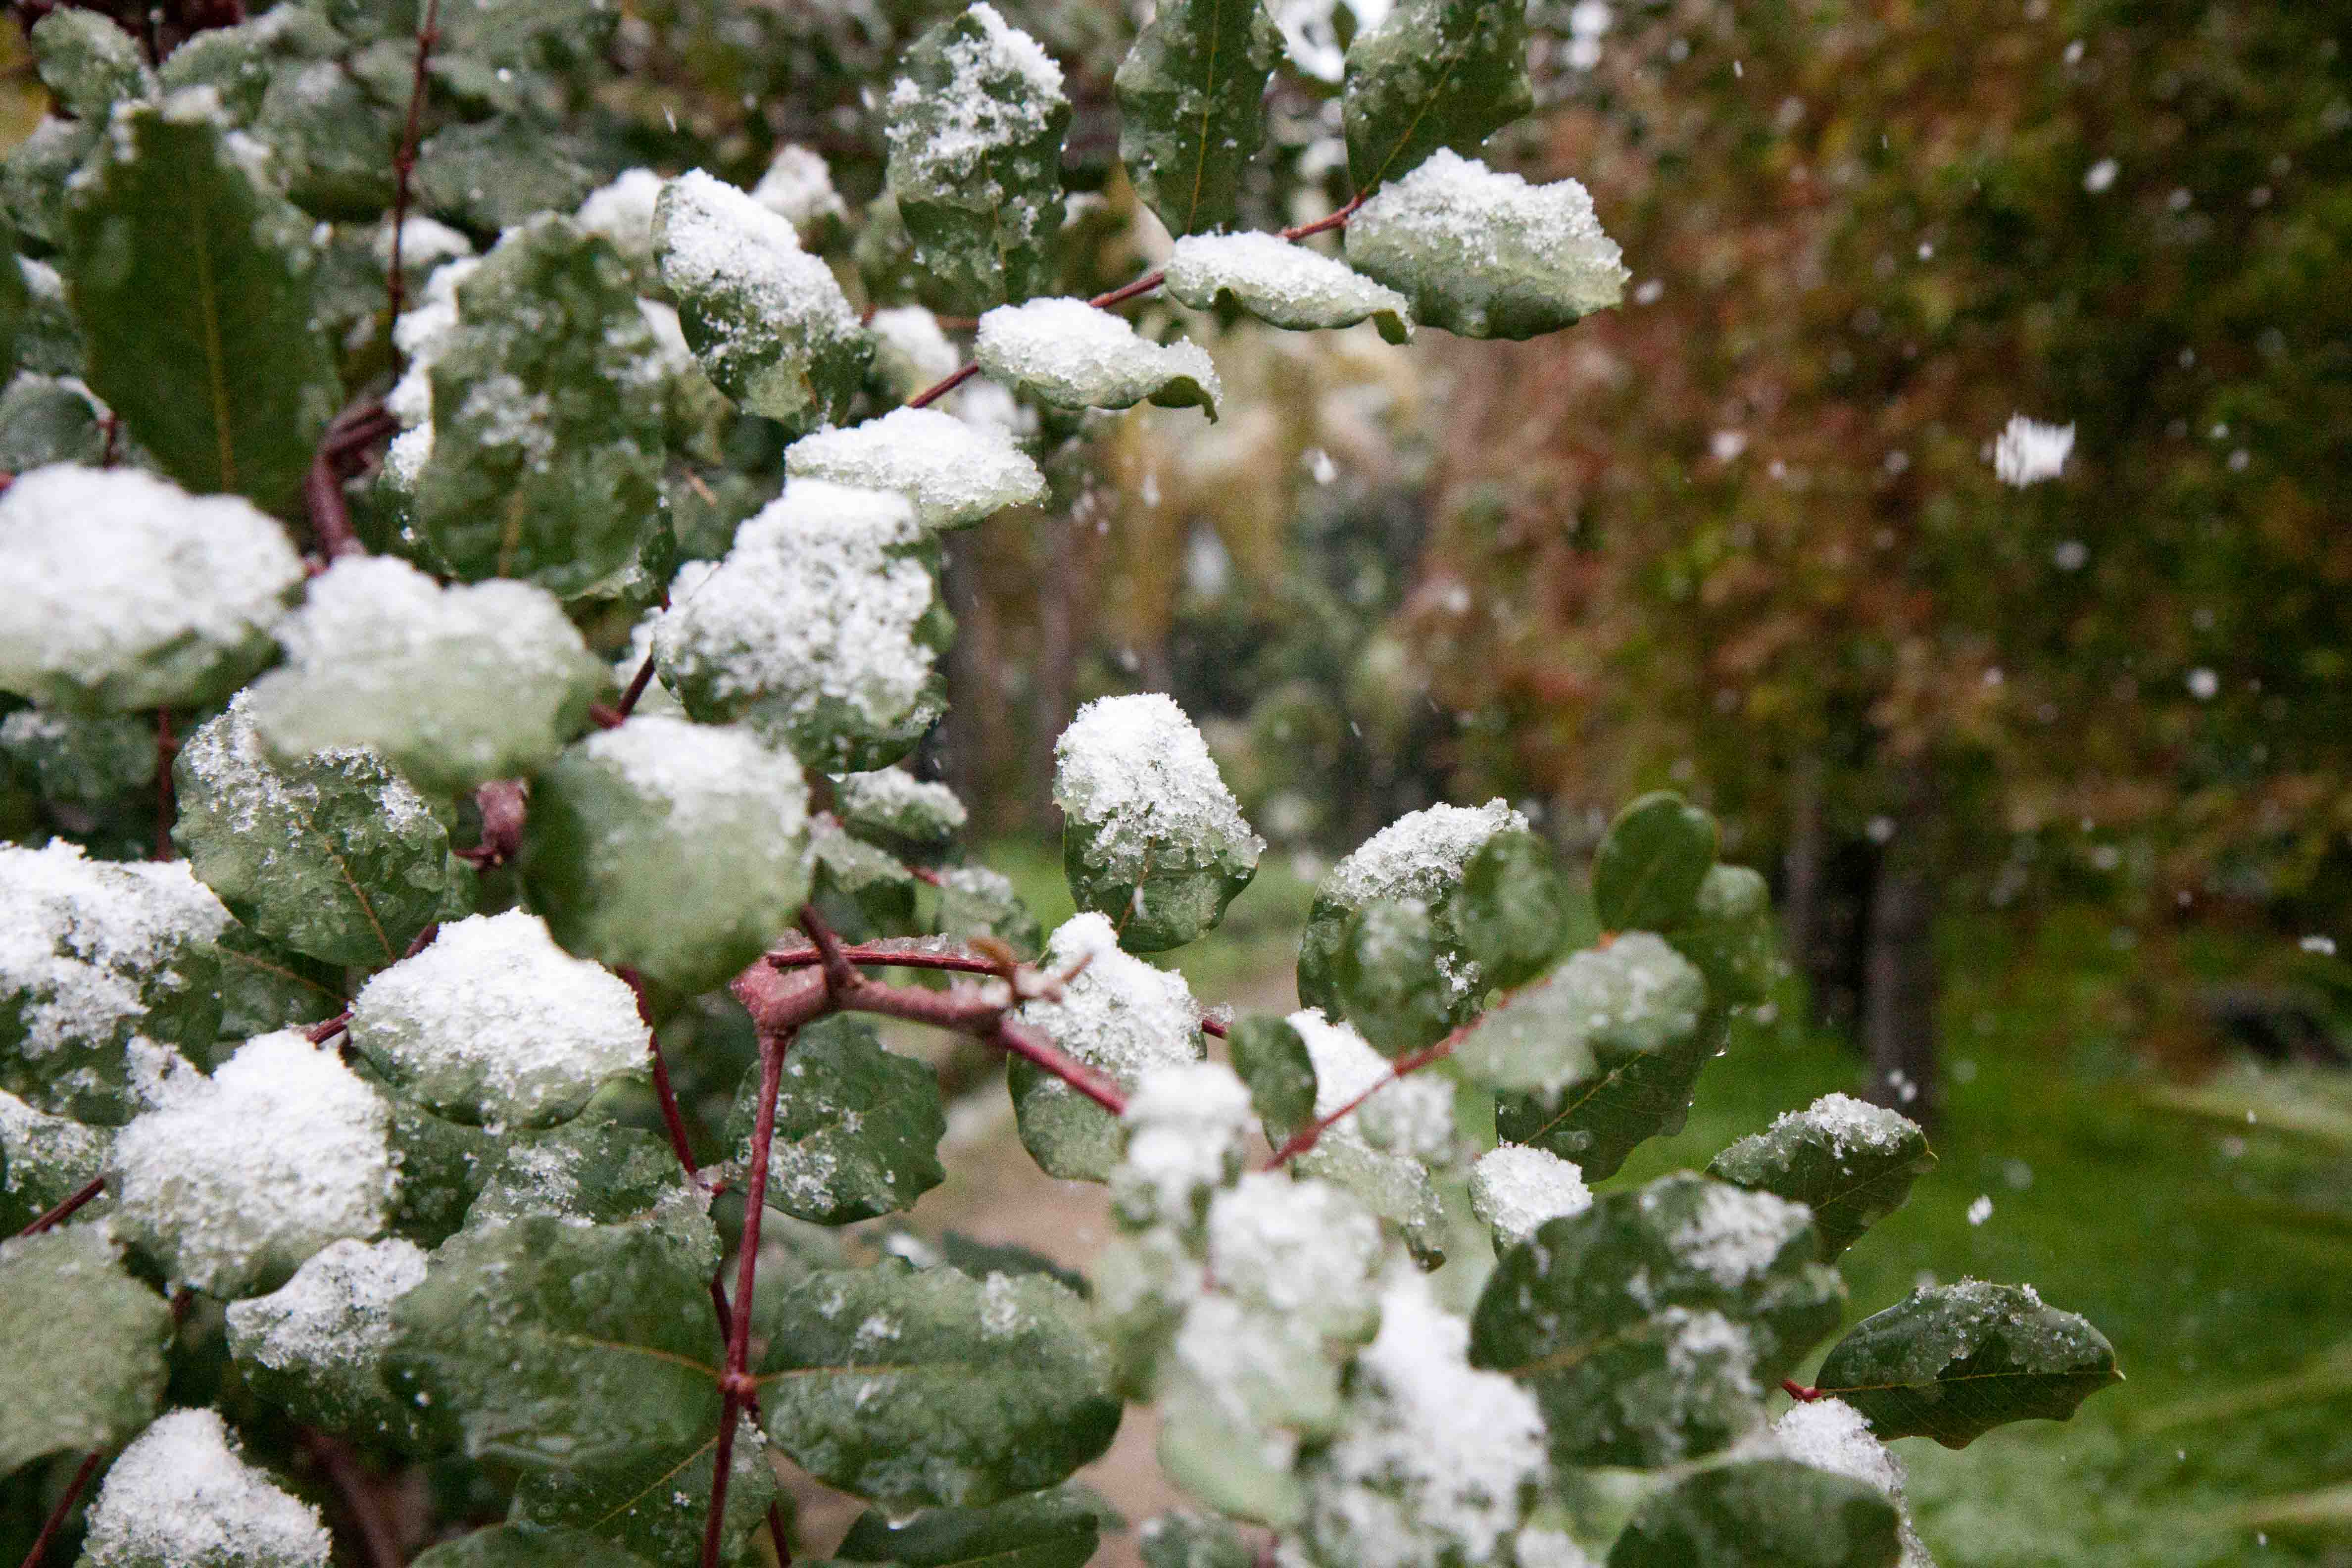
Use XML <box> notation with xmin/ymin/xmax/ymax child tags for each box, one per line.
<box><xmin>385</xmin><ymin>0</ymin><xmax>443</xmax><ymax>324</ymax></box>
<box><xmin>597</xmin><ymin>654</ymin><xmax>660</xmax><ymax>729</ymax></box>
<box><xmin>906</xmin><ymin>361</ymin><xmax>982</xmax><ymax>409</ymax></box>
<box><xmin>305</xmin><ymin>1009</ymin><xmax>353</xmax><ymax>1045</ymax></box>
<box><xmin>1264</xmin><ymin>1029</ymin><xmax>1457</xmax><ymax>1169</ymax></box>
<box><xmin>151</xmin><ymin>709</ymin><xmax>176</xmax><ymax>862</ymax></box>
<box><xmin>769</xmin><ymin>941</ymin><xmax>1007</xmax><ymax>978</ymax></box>
<box><xmin>13</xmin><ymin>1176</ymin><xmax>106</xmax><ymax>1240</ymax></box>
<box><xmin>455</xmin><ymin>780</ymin><xmax>526</xmax><ymax>869</ymax></box>
<box><xmin>16</xmin><ymin>1449</ymin><xmax>102</xmax><ymax>1568</ymax></box>
<box><xmin>990</xmin><ymin>1017</ymin><xmax>1127</xmax><ymax>1114</ymax></box>
<box><xmin>1279</xmin><ymin>192</ymin><xmax>1367</xmax><ymax>242</ymax></box>
<box><xmin>1200</xmin><ymin>1014</ymin><xmax>1228</xmax><ymax>1039</ymax></box>
<box><xmin>304</xmin><ymin>400</ymin><xmax>393</xmax><ymax>562</ymax></box>
<box><xmin>796</xmin><ymin>906</ymin><xmax>863</xmax><ymax>997</ymax></box>
<box><xmin>1781</xmin><ymin>1379</ymin><xmax>1822</xmax><ymax>1402</ymax></box>
<box><xmin>300</xmin><ymin>1430</ymin><xmax>403</xmax><ymax>1568</ymax></box>
<box><xmin>704</xmin><ymin>1026</ymin><xmax>789</xmax><ymax>1568</ymax></box>
<box><xmin>1089</xmin><ymin>267</ymin><xmax>1167</xmax><ymax>310</ymax></box>
<box><xmin>622</xmin><ymin>967</ymin><xmax>704</xmax><ymax>1190</ymax></box>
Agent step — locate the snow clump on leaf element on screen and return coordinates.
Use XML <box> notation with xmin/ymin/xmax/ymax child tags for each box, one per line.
<box><xmin>1470</xmin><ymin>1144</ymin><xmax>1593</xmax><ymax>1250</ymax></box>
<box><xmin>785</xmin><ymin>406</ymin><xmax>1046</xmax><ymax>531</ymax></box>
<box><xmin>79</xmin><ymin>1407</ymin><xmax>332</xmax><ymax>1568</ymax></box>
<box><xmin>975</xmin><ymin>296</ymin><xmax>1222</xmax><ymax>418</ymax></box>
<box><xmin>0</xmin><ymin>465</ymin><xmax>303</xmax><ymax>712</ymax></box>
<box><xmin>348</xmin><ymin>911</ymin><xmax>650</xmax><ymax>1127</ymax></box>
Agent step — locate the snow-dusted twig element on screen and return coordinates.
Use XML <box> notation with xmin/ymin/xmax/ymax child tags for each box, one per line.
<box><xmin>1264</xmin><ymin>1027</ymin><xmax>1459</xmax><ymax>1169</ymax></box>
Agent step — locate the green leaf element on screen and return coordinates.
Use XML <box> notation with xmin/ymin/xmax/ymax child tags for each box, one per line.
<box><xmin>1469</xmin><ymin>1172</ymin><xmax>1845</xmax><ymax>1468</ymax></box>
<box><xmin>976</xmin><ymin>298</ymin><xmax>1221</xmax><ymax>418</ymax></box>
<box><xmin>1707</xmin><ymin>1094</ymin><xmax>1935</xmax><ymax>1262</ymax></box>
<box><xmin>245</xmin><ymin>556</ymin><xmax>606</xmax><ymax>799</ymax></box>
<box><xmin>1592</xmin><ymin>792</ymin><xmax>1721</xmax><ymax>933</ymax></box>
<box><xmin>409</xmin><ymin>1525</ymin><xmax>657</xmax><ymax>1568</ymax></box>
<box><xmin>30</xmin><ymin>11</ymin><xmax>155</xmax><ymax>121</ymax></box>
<box><xmin>935</xmin><ymin>1232</ymin><xmax>1090</xmax><ymax>1300</ymax></box>
<box><xmin>1669</xmin><ymin>864</ymin><xmax>1779</xmax><ymax>1008</ymax></box>
<box><xmin>1138</xmin><ymin>1512</ymin><xmax>1253</xmax><ymax>1568</ymax></box>
<box><xmin>1164</xmin><ymin>232</ymin><xmax>1413</xmax><ymax>343</ymax></box>
<box><xmin>1340</xmin><ymin>0</ymin><xmax>1531</xmax><ymax>191</ymax></box>
<box><xmin>0</xmin><ymin>1087</ymin><xmax>111</xmax><ymax>1235</ymax></box>
<box><xmin>725</xmin><ymin>1015</ymin><xmax>946</xmax><ymax>1226</ymax></box>
<box><xmin>1812</xmin><ymin>1281</ymin><xmax>2123</xmax><ymax>1448</ymax></box>
<box><xmin>376</xmin><ymin>1087</ymin><xmax>501</xmax><ymax>1248</ymax></box>
<box><xmin>430</xmin><ymin>0</ymin><xmax>619</xmax><ymax>102</ymax></box>
<box><xmin>882</xmin><ymin>5</ymin><xmax>1071</xmax><ymax>311</ymax></box>
<box><xmin>0</xmin><ymin>372</ymin><xmax>106</xmax><ymax>471</ymax></box>
<box><xmin>224</xmin><ymin>1236</ymin><xmax>450</xmax><ymax>1452</ymax></box>
<box><xmin>1053</xmin><ymin>693</ymin><xmax>1261</xmax><ymax>952</ymax></box>
<box><xmin>1343</xmin><ymin>151</ymin><xmax>1628</xmax><ymax>340</ymax></box>
<box><xmin>0</xmin><ymin>842</ymin><xmax>226</xmax><ymax>1126</ymax></box>
<box><xmin>254</xmin><ymin>55</ymin><xmax>402</xmax><ymax>218</ymax></box>
<box><xmin>507</xmin><ymin>1414</ymin><xmax>777</xmax><ymax>1568</ymax></box>
<box><xmin>213</xmin><ymin>920</ymin><xmax>346</xmax><ymax>1041</ymax></box>
<box><xmin>1332</xmin><ymin>897</ymin><xmax>1458</xmax><ymax>1058</ymax></box>
<box><xmin>1155</xmin><ymin>1298</ymin><xmax>1339</xmax><ymax>1525</ymax></box>
<box><xmin>409</xmin><ymin>216</ymin><xmax>667</xmax><ymax>598</ymax></box>
<box><xmin>1295</xmin><ymin>799</ymin><xmax>1523</xmax><ymax>1019</ymax></box>
<box><xmin>0</xmin><ymin>1229</ymin><xmax>172</xmax><ymax>1474</ymax></box>
<box><xmin>932</xmin><ymin>865</ymin><xmax>1044</xmax><ymax>961</ymax></box>
<box><xmin>519</xmin><ymin>716</ymin><xmax>813</xmax><ymax>995</ymax></box>
<box><xmin>810</xmin><ymin>818</ymin><xmax>921</xmax><ymax>943</ymax></box>
<box><xmin>463</xmin><ymin>1119</ymin><xmax>684</xmax><ymax>1231</ymax></box>
<box><xmin>415</xmin><ymin>116</ymin><xmax>597</xmax><ymax>234</ymax></box>
<box><xmin>1226</xmin><ymin>1015</ymin><xmax>1318</xmax><ymax>1134</ymax></box>
<box><xmin>0</xmin><ymin>216</ymin><xmax>25</xmax><ymax>375</ymax></box>
<box><xmin>655</xmin><ymin>170</ymin><xmax>871</xmax><ymax>431</ymax></box>
<box><xmin>833</xmin><ymin>1490</ymin><xmax>1101</xmax><ymax>1568</ymax></box>
<box><xmin>833</xmin><ymin>768</ymin><xmax>970</xmax><ymax>846</ymax></box>
<box><xmin>0</xmin><ymin>707</ymin><xmax>153</xmax><ymax>811</ymax></box>
<box><xmin>1453</xmin><ymin>829</ymin><xmax>1570</xmax><ymax>992</ymax></box>
<box><xmin>174</xmin><ymin>696</ymin><xmax>455</xmax><ymax>968</ymax></box>
<box><xmin>1606</xmin><ymin>1459</ymin><xmax>1903</xmax><ymax>1568</ymax></box>
<box><xmin>156</xmin><ymin>7</ymin><xmax>343</xmax><ymax>126</ymax></box>
<box><xmin>1455</xmin><ymin>932</ymin><xmax>1703</xmax><ymax>1096</ymax></box>
<box><xmin>1113</xmin><ymin>0</ymin><xmax>1282</xmax><ymax>240</ymax></box>
<box><xmin>65</xmin><ymin>94</ymin><xmax>343</xmax><ymax>513</ymax></box>
<box><xmin>757</xmin><ymin>1260</ymin><xmax>1122</xmax><ymax>1509</ymax></box>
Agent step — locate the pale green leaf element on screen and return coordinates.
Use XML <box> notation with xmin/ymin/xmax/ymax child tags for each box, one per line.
<box><xmin>1454</xmin><ymin>932</ymin><xmax>1704</xmax><ymax>1096</ymax></box>
<box><xmin>409</xmin><ymin>1525</ymin><xmax>657</xmax><ymax>1568</ymax></box>
<box><xmin>415</xmin><ymin>116</ymin><xmax>597</xmax><ymax>233</ymax></box>
<box><xmin>0</xmin><ymin>1229</ymin><xmax>172</xmax><ymax>1474</ymax></box>
<box><xmin>0</xmin><ymin>1086</ymin><xmax>111</xmax><ymax>1234</ymax></box>
<box><xmin>30</xmin><ymin>11</ymin><xmax>155</xmax><ymax>122</ymax></box>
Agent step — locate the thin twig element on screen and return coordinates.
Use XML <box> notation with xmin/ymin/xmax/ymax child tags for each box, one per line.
<box><xmin>768</xmin><ymin>941</ymin><xmax>1006</xmax><ymax>978</ymax></box>
<box><xmin>597</xmin><ymin>654</ymin><xmax>660</xmax><ymax>729</ymax></box>
<box><xmin>151</xmin><ymin>709</ymin><xmax>175</xmax><ymax>862</ymax></box>
<box><xmin>385</xmin><ymin>0</ymin><xmax>444</xmax><ymax>324</ymax></box>
<box><xmin>991</xmin><ymin>1017</ymin><xmax>1127</xmax><ymax>1114</ymax></box>
<box><xmin>622</xmin><ymin>967</ymin><xmax>704</xmax><ymax>1189</ymax></box>
<box><xmin>906</xmin><ymin>361</ymin><xmax>982</xmax><ymax>409</ymax></box>
<box><xmin>703</xmin><ymin>1026</ymin><xmax>788</xmax><ymax>1568</ymax></box>
<box><xmin>13</xmin><ymin>1176</ymin><xmax>106</xmax><ymax>1240</ymax></box>
<box><xmin>305</xmin><ymin>1009</ymin><xmax>353</xmax><ymax>1045</ymax></box>
<box><xmin>300</xmin><ymin>1430</ymin><xmax>403</xmax><ymax>1568</ymax></box>
<box><xmin>796</xmin><ymin>907</ymin><xmax>865</xmax><ymax>998</ymax></box>
<box><xmin>15</xmin><ymin>1450</ymin><xmax>102</xmax><ymax>1568</ymax></box>
<box><xmin>1782</xmin><ymin>1379</ymin><xmax>1822</xmax><ymax>1402</ymax></box>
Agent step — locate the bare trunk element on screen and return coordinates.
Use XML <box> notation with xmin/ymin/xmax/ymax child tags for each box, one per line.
<box><xmin>1861</xmin><ymin>763</ymin><xmax>1940</xmax><ymax>1124</ymax></box>
<box><xmin>1782</xmin><ymin>754</ymin><xmax>1827</xmax><ymax>1011</ymax></box>
<box><xmin>1029</xmin><ymin>516</ymin><xmax>1077</xmax><ymax>832</ymax></box>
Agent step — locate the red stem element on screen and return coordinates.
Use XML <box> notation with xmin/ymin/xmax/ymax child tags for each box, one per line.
<box><xmin>1782</xmin><ymin>1379</ymin><xmax>1823</xmax><ymax>1402</ymax></box>
<box><xmin>991</xmin><ymin>1017</ymin><xmax>1127</xmax><ymax>1115</ymax></box>
<box><xmin>703</xmin><ymin>1026</ymin><xmax>788</xmax><ymax>1568</ymax></box>
<box><xmin>622</xmin><ymin>967</ymin><xmax>704</xmax><ymax>1189</ymax></box>
<box><xmin>300</xmin><ymin>1430</ymin><xmax>403</xmax><ymax>1568</ymax></box>
<box><xmin>906</xmin><ymin>361</ymin><xmax>981</xmax><ymax>410</ymax></box>
<box><xmin>13</xmin><ymin>1176</ymin><xmax>106</xmax><ymax>1240</ymax></box>
<box><xmin>15</xmin><ymin>1450</ymin><xmax>102</xmax><ymax>1568</ymax></box>
<box><xmin>385</xmin><ymin>0</ymin><xmax>443</xmax><ymax>324</ymax></box>
<box><xmin>602</xmin><ymin>654</ymin><xmax>659</xmax><ymax>727</ymax></box>
<box><xmin>305</xmin><ymin>1009</ymin><xmax>352</xmax><ymax>1045</ymax></box>
<box><xmin>769</xmin><ymin>942</ymin><xmax>1007</xmax><ymax>978</ymax></box>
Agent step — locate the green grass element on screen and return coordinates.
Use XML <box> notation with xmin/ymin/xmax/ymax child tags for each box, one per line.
<box><xmin>986</xmin><ymin>840</ymin><xmax>2352</xmax><ymax>1563</ymax></box>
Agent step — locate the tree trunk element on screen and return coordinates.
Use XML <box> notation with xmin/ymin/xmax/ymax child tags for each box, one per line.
<box><xmin>1782</xmin><ymin>754</ymin><xmax>1828</xmax><ymax>1015</ymax></box>
<box><xmin>1860</xmin><ymin>763</ymin><xmax>1941</xmax><ymax>1124</ymax></box>
<box><xmin>1029</xmin><ymin>514</ymin><xmax>1077</xmax><ymax>831</ymax></box>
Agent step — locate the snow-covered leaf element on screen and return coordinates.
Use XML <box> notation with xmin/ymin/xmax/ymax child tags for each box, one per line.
<box><xmin>1138</xmin><ymin>1512</ymin><xmax>1252</xmax><ymax>1568</ymax></box>
<box><xmin>1114</xmin><ymin>0</ymin><xmax>1282</xmax><ymax>239</ymax></box>
<box><xmin>786</xmin><ymin>406</ymin><xmax>1046</xmax><ymax>532</ymax></box>
<box><xmin>1332</xmin><ymin>897</ymin><xmax>1458</xmax><ymax>1058</ymax></box>
<box><xmin>1468</xmin><ymin>1143</ymin><xmax>1590</xmax><ymax>1251</ymax></box>
<box><xmin>655</xmin><ymin>169</ymin><xmax>870</xmax><ymax>429</ymax></box>
<box><xmin>1012</xmin><ymin>913</ymin><xmax>1205</xmax><ymax>1181</ymax></box>
<box><xmin>112</xmin><ymin>1030</ymin><xmax>395</xmax><ymax>1297</ymax></box>
<box><xmin>1707</xmin><ymin>1094</ymin><xmax>1935</xmax><ymax>1261</ymax></box>
<box><xmin>756</xmin><ymin>1260</ymin><xmax>1121</xmax><ymax>1508</ymax></box>
<box><xmin>460</xmin><ymin>1119</ymin><xmax>685</xmax><ymax>1233</ymax></box>
<box><xmin>1164</xmin><ymin>233</ymin><xmax>1411</xmax><ymax>343</ymax></box>
<box><xmin>30</xmin><ymin>10</ymin><xmax>153</xmax><ymax>122</ymax></box>
<box><xmin>834</xmin><ymin>767</ymin><xmax>970</xmax><ymax>845</ymax></box>
<box><xmin>1454</xmin><ymin>932</ymin><xmax>1704</xmax><ymax>1096</ymax></box>
<box><xmin>0</xmin><ymin>466</ymin><xmax>302</xmax><ymax>713</ymax></box>
<box><xmin>1607</xmin><ymin>1459</ymin><xmax>1902</xmax><ymax>1568</ymax></box>
<box><xmin>224</xmin><ymin>1236</ymin><xmax>445</xmax><ymax>1449</ymax></box>
<box><xmin>1469</xmin><ymin>1172</ymin><xmax>1845</xmax><ymax>1468</ymax></box>
<box><xmin>0</xmin><ymin>707</ymin><xmax>154</xmax><ymax>810</ymax></box>
<box><xmin>408</xmin><ymin>216</ymin><xmax>669</xmax><ymax>597</ymax></box>
<box><xmin>1296</xmin><ymin>798</ymin><xmax>1525</xmax><ymax>1020</ymax></box>
<box><xmin>66</xmin><ymin>93</ymin><xmax>342</xmax><ymax>513</ymax></box>
<box><xmin>0</xmin><ymin>372</ymin><xmax>106</xmax><ymax>471</ymax></box>
<box><xmin>415</xmin><ymin>116</ymin><xmax>597</xmax><ymax>233</ymax></box>
<box><xmin>520</xmin><ymin>716</ymin><xmax>812</xmax><ymax>995</ymax></box>
<box><xmin>1451</xmin><ymin>828</ymin><xmax>1571</xmax><ymax>992</ymax></box>
<box><xmin>245</xmin><ymin>556</ymin><xmax>606</xmax><ymax>798</ymax></box>
<box><xmin>976</xmin><ymin>298</ymin><xmax>1221</xmax><ymax>418</ymax></box>
<box><xmin>833</xmin><ymin>1489</ymin><xmax>1101</xmax><ymax>1568</ymax></box>
<box><xmin>76</xmin><ymin>1407</ymin><xmax>333</xmax><ymax>1568</ymax></box>
<box><xmin>0</xmin><ymin>841</ymin><xmax>227</xmax><ymax>1125</ymax></box>
<box><xmin>348</xmin><ymin>912</ymin><xmax>649</xmax><ymax>1128</ymax></box>
<box><xmin>174</xmin><ymin>695</ymin><xmax>457</xmax><ymax>968</ymax></box>
<box><xmin>1340</xmin><ymin>0</ymin><xmax>1530</xmax><ymax>190</ymax></box>
<box><xmin>1345</xmin><ymin>150</ymin><xmax>1628</xmax><ymax>340</ymax></box>
<box><xmin>1813</xmin><ymin>1280</ymin><xmax>2122</xmax><ymax>1448</ymax></box>
<box><xmin>653</xmin><ymin>483</ymin><xmax>949</xmax><ymax>773</ymax></box>
<box><xmin>883</xmin><ymin>3</ymin><xmax>1071</xmax><ymax>310</ymax></box>
<box><xmin>1273</xmin><ymin>1009</ymin><xmax>1450</xmax><ymax>1265</ymax></box>
<box><xmin>1054</xmin><ymin>693</ymin><xmax>1262</xmax><ymax>951</ymax></box>
<box><xmin>932</xmin><ymin>864</ymin><xmax>1044</xmax><ymax>960</ymax></box>
<box><xmin>0</xmin><ymin>1087</ymin><xmax>111</xmax><ymax>1234</ymax></box>
<box><xmin>726</xmin><ymin>1015</ymin><xmax>946</xmax><ymax>1225</ymax></box>
<box><xmin>1224</xmin><ymin>1014</ymin><xmax>1317</xmax><ymax>1134</ymax></box>
<box><xmin>0</xmin><ymin>1229</ymin><xmax>170</xmax><ymax>1475</ymax></box>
